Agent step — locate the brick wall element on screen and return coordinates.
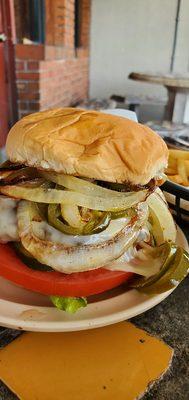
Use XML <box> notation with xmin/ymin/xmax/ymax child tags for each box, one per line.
<box><xmin>15</xmin><ymin>0</ymin><xmax>91</xmax><ymax>119</ymax></box>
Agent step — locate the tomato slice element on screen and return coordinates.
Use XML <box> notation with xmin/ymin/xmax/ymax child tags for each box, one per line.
<box><xmin>0</xmin><ymin>244</ymin><xmax>133</xmax><ymax>297</ymax></box>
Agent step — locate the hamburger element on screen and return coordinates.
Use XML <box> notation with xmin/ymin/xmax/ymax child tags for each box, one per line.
<box><xmin>0</xmin><ymin>108</ymin><xmax>188</xmax><ymax>313</ymax></box>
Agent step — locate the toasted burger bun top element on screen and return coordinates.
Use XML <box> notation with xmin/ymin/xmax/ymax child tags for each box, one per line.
<box><xmin>6</xmin><ymin>107</ymin><xmax>168</xmax><ymax>185</ymax></box>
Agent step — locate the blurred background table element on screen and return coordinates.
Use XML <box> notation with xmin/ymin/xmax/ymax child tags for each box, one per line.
<box><xmin>129</xmin><ymin>72</ymin><xmax>189</xmax><ymax>124</ymax></box>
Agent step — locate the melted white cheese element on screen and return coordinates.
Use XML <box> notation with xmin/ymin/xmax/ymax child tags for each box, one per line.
<box><xmin>105</xmin><ymin>225</ymin><xmax>150</xmax><ymax>272</ymax></box>
<box><xmin>44</xmin><ymin>217</ymin><xmax>131</xmax><ymax>246</ymax></box>
<box><xmin>0</xmin><ymin>197</ymin><xmax>19</xmax><ymax>242</ymax></box>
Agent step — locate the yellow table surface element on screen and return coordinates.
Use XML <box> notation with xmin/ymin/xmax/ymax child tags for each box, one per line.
<box><xmin>0</xmin><ymin>322</ymin><xmax>173</xmax><ymax>400</ymax></box>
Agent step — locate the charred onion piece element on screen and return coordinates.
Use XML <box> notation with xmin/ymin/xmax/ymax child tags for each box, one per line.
<box><xmin>0</xmin><ymin>160</ymin><xmax>25</xmax><ymax>171</ymax></box>
<box><xmin>0</xmin><ymin>167</ymin><xmax>39</xmax><ymax>186</ymax></box>
<box><xmin>97</xmin><ymin>179</ymin><xmax>156</xmax><ymax>192</ymax></box>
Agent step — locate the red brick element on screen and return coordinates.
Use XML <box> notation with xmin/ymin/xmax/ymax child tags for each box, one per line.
<box><xmin>76</xmin><ymin>48</ymin><xmax>89</xmax><ymax>58</ymax></box>
<box><xmin>44</xmin><ymin>46</ymin><xmax>56</xmax><ymax>60</ymax></box>
<box><xmin>16</xmin><ymin>82</ymin><xmax>28</xmax><ymax>91</ymax></box>
<box><xmin>28</xmin><ymin>102</ymin><xmax>40</xmax><ymax>111</ymax></box>
<box><xmin>64</xmin><ymin>1</ymin><xmax>74</xmax><ymax>12</ymax></box>
<box><xmin>16</xmin><ymin>72</ymin><xmax>40</xmax><ymax>80</ymax></box>
<box><xmin>18</xmin><ymin>92</ymin><xmax>40</xmax><ymax>101</ymax></box>
<box><xmin>27</xmin><ymin>61</ymin><xmax>40</xmax><ymax>70</ymax></box>
<box><xmin>28</xmin><ymin>81</ymin><xmax>39</xmax><ymax>92</ymax></box>
<box><xmin>16</xmin><ymin>44</ymin><xmax>45</xmax><ymax>60</ymax></box>
<box><xmin>16</xmin><ymin>0</ymin><xmax>91</xmax><ymax>115</ymax></box>
<box><xmin>39</xmin><ymin>60</ymin><xmax>51</xmax><ymax>70</ymax></box>
<box><xmin>40</xmin><ymin>71</ymin><xmax>51</xmax><ymax>80</ymax></box>
<box><xmin>27</xmin><ymin>82</ymin><xmax>39</xmax><ymax>92</ymax></box>
<box><xmin>18</xmin><ymin>101</ymin><xmax>28</xmax><ymax>110</ymax></box>
<box><xmin>16</xmin><ymin>61</ymin><xmax>25</xmax><ymax>71</ymax></box>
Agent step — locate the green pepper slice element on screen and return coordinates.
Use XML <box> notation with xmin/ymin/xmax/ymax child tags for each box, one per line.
<box><xmin>111</xmin><ymin>209</ymin><xmax>130</xmax><ymax>219</ymax></box>
<box><xmin>83</xmin><ymin>212</ymin><xmax>111</xmax><ymax>235</ymax></box>
<box><xmin>48</xmin><ymin>204</ymin><xmax>111</xmax><ymax>236</ymax></box>
<box><xmin>36</xmin><ymin>203</ymin><xmax>48</xmax><ymax>220</ymax></box>
<box><xmin>48</xmin><ymin>204</ymin><xmax>84</xmax><ymax>235</ymax></box>
<box><xmin>139</xmin><ymin>247</ymin><xmax>189</xmax><ymax>294</ymax></box>
<box><xmin>130</xmin><ymin>242</ymin><xmax>176</xmax><ymax>289</ymax></box>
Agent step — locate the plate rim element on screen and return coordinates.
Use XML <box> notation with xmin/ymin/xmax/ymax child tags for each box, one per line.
<box><xmin>0</xmin><ymin>290</ymin><xmax>174</xmax><ymax>332</ymax></box>
<box><xmin>0</xmin><ymin>226</ymin><xmax>188</xmax><ymax>332</ymax></box>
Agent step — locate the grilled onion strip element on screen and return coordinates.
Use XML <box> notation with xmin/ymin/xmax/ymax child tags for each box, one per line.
<box><xmin>146</xmin><ymin>189</ymin><xmax>176</xmax><ymax>245</ymax></box>
<box><xmin>40</xmin><ymin>171</ymin><xmax>136</xmax><ymax>198</ymax></box>
<box><xmin>0</xmin><ymin>183</ymin><xmax>149</xmax><ymax>211</ymax></box>
<box><xmin>61</xmin><ymin>204</ymin><xmax>87</xmax><ymax>229</ymax></box>
<box><xmin>17</xmin><ymin>200</ymin><xmax>148</xmax><ymax>273</ymax></box>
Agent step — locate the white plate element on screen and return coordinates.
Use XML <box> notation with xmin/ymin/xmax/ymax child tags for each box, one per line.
<box><xmin>0</xmin><ymin>226</ymin><xmax>188</xmax><ymax>332</ymax></box>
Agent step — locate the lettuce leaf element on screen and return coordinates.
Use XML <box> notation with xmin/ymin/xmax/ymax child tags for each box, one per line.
<box><xmin>50</xmin><ymin>296</ymin><xmax>87</xmax><ymax>313</ymax></box>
